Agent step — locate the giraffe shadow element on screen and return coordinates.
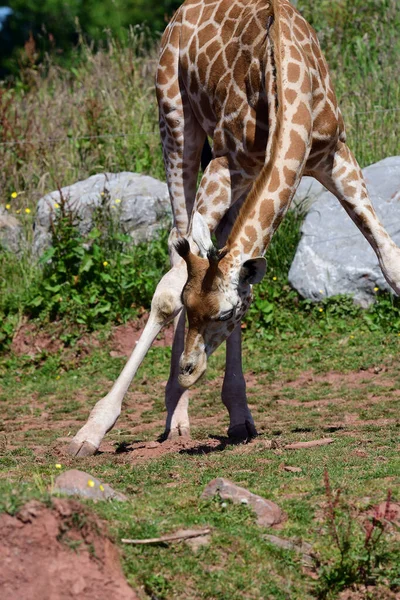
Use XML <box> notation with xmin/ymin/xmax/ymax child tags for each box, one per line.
<box><xmin>178</xmin><ymin>434</ymin><xmax>255</xmax><ymax>455</ymax></box>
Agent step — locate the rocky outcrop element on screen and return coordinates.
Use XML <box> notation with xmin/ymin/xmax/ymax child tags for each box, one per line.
<box><xmin>33</xmin><ymin>172</ymin><xmax>171</xmax><ymax>255</ymax></box>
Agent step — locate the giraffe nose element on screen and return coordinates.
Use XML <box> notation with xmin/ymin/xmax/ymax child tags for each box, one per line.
<box><xmin>182</xmin><ymin>362</ymin><xmax>195</xmax><ymax>375</ymax></box>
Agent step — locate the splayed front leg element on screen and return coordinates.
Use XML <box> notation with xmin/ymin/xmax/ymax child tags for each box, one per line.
<box><xmin>68</xmin><ymin>264</ymin><xmax>187</xmax><ymax>457</ymax></box>
<box><xmin>160</xmin><ymin>311</ymin><xmax>191</xmax><ymax>440</ymax></box>
<box><xmin>222</xmin><ymin>325</ymin><xmax>257</xmax><ymax>442</ymax></box>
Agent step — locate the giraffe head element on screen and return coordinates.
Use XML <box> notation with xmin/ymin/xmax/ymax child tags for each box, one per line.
<box><xmin>176</xmin><ymin>212</ymin><xmax>266</xmax><ymax>388</ymax></box>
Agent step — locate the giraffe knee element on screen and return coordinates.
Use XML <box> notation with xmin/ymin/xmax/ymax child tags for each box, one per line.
<box><xmin>152</xmin><ymin>289</ymin><xmax>182</xmax><ymax>323</ymax></box>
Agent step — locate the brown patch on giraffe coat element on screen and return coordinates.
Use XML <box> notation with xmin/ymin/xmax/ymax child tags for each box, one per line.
<box><xmin>185</xmin><ymin>5</ymin><xmax>200</xmax><ymax>25</ymax></box>
<box><xmin>206</xmin><ymin>181</ymin><xmax>219</xmax><ymax>196</ymax></box>
<box><xmin>285</xmin><ymin>88</ymin><xmax>297</xmax><ymax>104</ymax></box>
<box><xmin>287</xmin><ymin>62</ymin><xmax>301</xmax><ymax>83</ymax></box>
<box><xmin>227</xmin><ymin>3</ymin><xmax>242</xmax><ymax>19</ymax></box>
<box><xmin>301</xmin><ymin>74</ymin><xmax>311</xmax><ymax>94</ymax></box>
<box><xmin>342</xmin><ymin>183</ymin><xmax>357</xmax><ymax>197</ymax></box>
<box><xmin>290</xmin><ymin>44</ymin><xmax>302</xmax><ymax>62</ymax></box>
<box><xmin>285</xmin><ymin>130</ymin><xmax>306</xmax><ymax>161</ymax></box>
<box><xmin>283</xmin><ymin>165</ymin><xmax>294</xmax><ymax>185</ymax></box>
<box><xmin>197</xmin><ymin>52</ymin><xmax>210</xmax><ymax>80</ymax></box>
<box><xmin>199</xmin><ymin>24</ymin><xmax>219</xmax><ymax>46</ymax></box>
<box><xmin>268</xmin><ymin>166</ymin><xmax>281</xmax><ymax>193</ymax></box>
<box><xmin>206</xmin><ymin>39</ymin><xmax>221</xmax><ymax>61</ymax></box>
<box><xmin>259</xmin><ymin>198</ymin><xmax>275</xmax><ymax>230</ymax></box>
<box><xmin>244</xmin><ymin>225</ymin><xmax>257</xmax><ymax>246</ymax></box>
<box><xmin>313</xmin><ymin>103</ymin><xmax>338</xmax><ymax>137</ymax></box>
<box><xmin>292</xmin><ymin>101</ymin><xmax>311</xmax><ymax>128</ymax></box>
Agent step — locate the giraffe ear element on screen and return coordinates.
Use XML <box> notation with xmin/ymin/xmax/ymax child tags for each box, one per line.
<box><xmin>240</xmin><ymin>257</ymin><xmax>267</xmax><ymax>284</ymax></box>
<box><xmin>191</xmin><ymin>211</ymin><xmax>213</xmax><ymax>258</ymax></box>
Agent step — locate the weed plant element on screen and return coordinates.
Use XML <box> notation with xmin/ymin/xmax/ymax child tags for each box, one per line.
<box><xmin>26</xmin><ymin>191</ymin><xmax>169</xmax><ymax>330</ymax></box>
<box><xmin>314</xmin><ymin>470</ymin><xmax>400</xmax><ymax>599</ymax></box>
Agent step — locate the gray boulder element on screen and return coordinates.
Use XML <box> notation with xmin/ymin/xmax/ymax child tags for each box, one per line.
<box><xmin>289</xmin><ymin>156</ymin><xmax>400</xmax><ymax>307</ymax></box>
<box><xmin>0</xmin><ymin>207</ymin><xmax>25</xmax><ymax>254</ymax></box>
<box><xmin>33</xmin><ymin>172</ymin><xmax>172</xmax><ymax>255</ymax></box>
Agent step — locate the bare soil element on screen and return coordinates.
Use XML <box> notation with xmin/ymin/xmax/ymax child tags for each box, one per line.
<box><xmin>0</xmin><ymin>498</ymin><xmax>138</xmax><ymax>600</ymax></box>
<box><xmin>11</xmin><ymin>317</ymin><xmax>174</xmax><ymax>358</ymax></box>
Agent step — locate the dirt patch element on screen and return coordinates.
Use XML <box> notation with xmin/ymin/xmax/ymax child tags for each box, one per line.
<box><xmin>0</xmin><ymin>498</ymin><xmax>138</xmax><ymax>600</ymax></box>
<box><xmin>11</xmin><ymin>321</ymin><xmax>101</xmax><ymax>357</ymax></box>
<box><xmin>338</xmin><ymin>585</ymin><xmax>400</xmax><ymax>599</ymax></box>
<box><xmin>109</xmin><ymin>317</ymin><xmax>174</xmax><ymax>357</ymax></box>
<box><xmin>11</xmin><ymin>316</ymin><xmax>173</xmax><ymax>358</ymax></box>
<box><xmin>100</xmin><ymin>437</ymin><xmax>225</xmax><ymax>462</ymax></box>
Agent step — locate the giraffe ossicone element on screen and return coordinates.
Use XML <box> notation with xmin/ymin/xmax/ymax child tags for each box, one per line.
<box><xmin>68</xmin><ymin>0</ymin><xmax>400</xmax><ymax>457</ymax></box>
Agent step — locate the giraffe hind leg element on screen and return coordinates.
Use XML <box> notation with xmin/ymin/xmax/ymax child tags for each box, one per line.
<box><xmin>312</xmin><ymin>141</ymin><xmax>400</xmax><ymax>296</ymax></box>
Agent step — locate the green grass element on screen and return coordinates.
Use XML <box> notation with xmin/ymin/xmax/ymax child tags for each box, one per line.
<box><xmin>0</xmin><ymin>327</ymin><xmax>399</xmax><ymax>599</ymax></box>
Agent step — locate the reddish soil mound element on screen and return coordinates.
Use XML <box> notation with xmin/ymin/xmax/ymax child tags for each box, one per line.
<box><xmin>0</xmin><ymin>498</ymin><xmax>138</xmax><ymax>600</ymax></box>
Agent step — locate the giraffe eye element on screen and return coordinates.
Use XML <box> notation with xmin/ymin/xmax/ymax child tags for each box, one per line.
<box><xmin>218</xmin><ymin>308</ymin><xmax>234</xmax><ymax>321</ymax></box>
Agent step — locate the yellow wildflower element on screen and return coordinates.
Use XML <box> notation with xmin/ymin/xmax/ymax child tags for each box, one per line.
<box><xmin>272</xmin><ymin>276</ymin><xmax>277</xmax><ymax>281</ymax></box>
<box><xmin>55</xmin><ymin>463</ymin><xmax>62</xmax><ymax>469</ymax></box>
<box><xmin>319</xmin><ymin>308</ymin><xmax>323</xmax><ymax>312</ymax></box>
<box><xmin>11</xmin><ymin>191</ymin><xmax>18</xmax><ymax>199</ymax></box>
<box><xmin>103</xmin><ymin>261</ymin><xmax>108</xmax><ymax>267</ymax></box>
<box><xmin>319</xmin><ymin>289</ymin><xmax>323</xmax><ymax>293</ymax></box>
<box><xmin>87</xmin><ymin>480</ymin><xmax>95</xmax><ymax>488</ymax></box>
<box><xmin>25</xmin><ymin>208</ymin><xmax>31</xmax><ymax>214</ymax></box>
<box><xmin>5</xmin><ymin>204</ymin><xmax>10</xmax><ymax>210</ymax></box>
<box><xmin>350</xmin><ymin>335</ymin><xmax>355</xmax><ymax>339</ymax></box>
<box><xmin>99</xmin><ymin>484</ymin><xmax>105</xmax><ymax>492</ymax></box>
<box><xmin>16</xmin><ymin>209</ymin><xmax>21</xmax><ymax>214</ymax></box>
<box><xmin>54</xmin><ymin>203</ymin><xmax>60</xmax><ymax>209</ymax></box>
<box><xmin>374</xmin><ymin>287</ymin><xmax>379</xmax><ymax>292</ymax></box>
<box><xmin>115</xmin><ymin>198</ymin><xmax>121</xmax><ymax>204</ymax></box>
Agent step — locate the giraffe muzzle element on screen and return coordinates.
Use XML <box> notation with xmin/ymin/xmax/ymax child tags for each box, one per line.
<box><xmin>178</xmin><ymin>351</ymin><xmax>207</xmax><ymax>388</ymax></box>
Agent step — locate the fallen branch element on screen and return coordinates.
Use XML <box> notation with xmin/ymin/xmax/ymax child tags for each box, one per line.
<box><xmin>284</xmin><ymin>438</ymin><xmax>334</xmax><ymax>450</ymax></box>
<box><xmin>121</xmin><ymin>528</ymin><xmax>211</xmax><ymax>545</ymax></box>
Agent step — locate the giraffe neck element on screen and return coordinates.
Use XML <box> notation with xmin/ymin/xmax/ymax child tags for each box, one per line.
<box><xmin>227</xmin><ymin>0</ymin><xmax>312</xmax><ymax>261</ymax></box>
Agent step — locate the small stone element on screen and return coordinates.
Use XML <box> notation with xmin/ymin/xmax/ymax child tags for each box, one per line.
<box><xmin>283</xmin><ymin>466</ymin><xmax>302</xmax><ymax>473</ymax></box>
<box><xmin>264</xmin><ymin>534</ymin><xmax>314</xmax><ymax>566</ymax></box>
<box><xmin>53</xmin><ymin>469</ymin><xmax>127</xmax><ymax>501</ymax></box>
<box><xmin>202</xmin><ymin>477</ymin><xmax>282</xmax><ymax>527</ymax></box>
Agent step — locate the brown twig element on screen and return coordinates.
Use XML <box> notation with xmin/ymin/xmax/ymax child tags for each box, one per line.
<box><xmin>121</xmin><ymin>528</ymin><xmax>211</xmax><ymax>545</ymax></box>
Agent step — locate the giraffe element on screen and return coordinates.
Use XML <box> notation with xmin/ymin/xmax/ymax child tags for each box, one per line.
<box><xmin>68</xmin><ymin>0</ymin><xmax>400</xmax><ymax>457</ymax></box>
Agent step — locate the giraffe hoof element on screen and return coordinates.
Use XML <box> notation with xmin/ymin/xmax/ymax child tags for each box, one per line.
<box><xmin>228</xmin><ymin>421</ymin><xmax>258</xmax><ymax>443</ymax></box>
<box><xmin>159</xmin><ymin>426</ymin><xmax>191</xmax><ymax>442</ymax></box>
<box><xmin>67</xmin><ymin>440</ymin><xmax>98</xmax><ymax>457</ymax></box>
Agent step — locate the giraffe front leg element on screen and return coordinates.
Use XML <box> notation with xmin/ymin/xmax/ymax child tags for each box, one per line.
<box><xmin>222</xmin><ymin>325</ymin><xmax>257</xmax><ymax>442</ymax></box>
<box><xmin>161</xmin><ymin>310</ymin><xmax>191</xmax><ymax>440</ymax></box>
<box><xmin>68</xmin><ymin>263</ymin><xmax>187</xmax><ymax>457</ymax></box>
